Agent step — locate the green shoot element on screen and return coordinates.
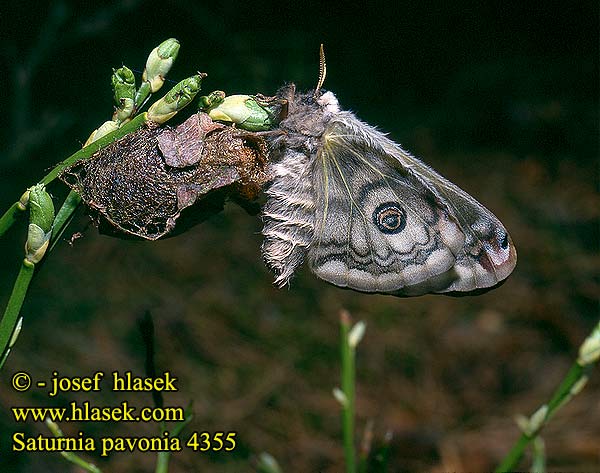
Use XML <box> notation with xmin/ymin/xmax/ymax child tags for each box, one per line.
<box><xmin>45</xmin><ymin>420</ymin><xmax>102</xmax><ymax>473</ymax></box>
<box><xmin>495</xmin><ymin>320</ymin><xmax>600</xmax><ymax>472</ymax></box>
<box><xmin>335</xmin><ymin>310</ymin><xmax>366</xmax><ymax>473</ymax></box>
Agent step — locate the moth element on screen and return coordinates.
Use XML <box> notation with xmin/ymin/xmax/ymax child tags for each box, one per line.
<box><xmin>261</xmin><ymin>49</ymin><xmax>516</xmax><ymax>296</ymax></box>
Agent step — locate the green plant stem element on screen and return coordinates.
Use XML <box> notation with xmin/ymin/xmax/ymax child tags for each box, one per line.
<box><xmin>544</xmin><ymin>361</ymin><xmax>588</xmax><ymax>414</ymax></box>
<box><xmin>0</xmin><ymin>260</ymin><xmax>35</xmax><ymax>368</ymax></box>
<box><xmin>495</xmin><ymin>334</ymin><xmax>596</xmax><ymax>472</ymax></box>
<box><xmin>155</xmin><ymin>449</ymin><xmax>170</xmax><ymax>473</ymax></box>
<box><xmin>496</xmin><ymin>434</ymin><xmax>530</xmax><ymax>473</ymax></box>
<box><xmin>49</xmin><ymin>190</ymin><xmax>83</xmax><ymax>251</ymax></box>
<box><xmin>60</xmin><ymin>451</ymin><xmax>102</xmax><ymax>473</ymax></box>
<box><xmin>0</xmin><ymin>190</ymin><xmax>81</xmax><ymax>368</ymax></box>
<box><xmin>0</xmin><ymin>202</ymin><xmax>27</xmax><ymax>239</ymax></box>
<box><xmin>155</xmin><ymin>405</ymin><xmax>194</xmax><ymax>473</ymax></box>
<box><xmin>340</xmin><ymin>314</ymin><xmax>356</xmax><ymax>473</ymax></box>
<box><xmin>495</xmin><ymin>363</ymin><xmax>586</xmax><ymax>472</ymax></box>
<box><xmin>46</xmin><ymin>420</ymin><xmax>102</xmax><ymax>473</ymax></box>
<box><xmin>530</xmin><ymin>437</ymin><xmax>546</xmax><ymax>473</ymax></box>
<box><xmin>374</xmin><ymin>432</ymin><xmax>392</xmax><ymax>473</ymax></box>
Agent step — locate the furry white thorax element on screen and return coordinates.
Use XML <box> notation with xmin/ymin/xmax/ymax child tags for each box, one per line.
<box><xmin>317</xmin><ymin>91</ymin><xmax>340</xmax><ymax>114</ymax></box>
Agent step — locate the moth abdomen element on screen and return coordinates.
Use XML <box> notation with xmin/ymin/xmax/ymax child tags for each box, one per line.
<box><xmin>261</xmin><ymin>149</ymin><xmax>315</xmax><ymax>287</ymax></box>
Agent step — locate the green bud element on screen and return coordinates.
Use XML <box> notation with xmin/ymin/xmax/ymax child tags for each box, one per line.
<box><xmin>527</xmin><ymin>405</ymin><xmax>548</xmax><ymax>435</ymax></box>
<box><xmin>198</xmin><ymin>90</ymin><xmax>226</xmax><ymax>110</ymax></box>
<box><xmin>112</xmin><ymin>67</ymin><xmax>136</xmax><ymax>122</ymax></box>
<box><xmin>25</xmin><ymin>185</ymin><xmax>55</xmax><ymax>263</ymax></box>
<box><xmin>207</xmin><ymin>95</ymin><xmax>249</xmax><ymax>123</ymax></box>
<box><xmin>515</xmin><ymin>414</ymin><xmax>529</xmax><ymax>433</ymax></box>
<box><xmin>28</xmin><ymin>185</ymin><xmax>54</xmax><ymax>233</ymax></box>
<box><xmin>207</xmin><ymin>94</ymin><xmax>280</xmax><ymax>131</ymax></box>
<box><xmin>113</xmin><ymin>97</ymin><xmax>135</xmax><ymax>122</ymax></box>
<box><xmin>147</xmin><ymin>74</ymin><xmax>205</xmax><ymax>124</ymax></box>
<box><xmin>25</xmin><ymin>224</ymin><xmax>49</xmax><ymax>263</ymax></box>
<box><xmin>143</xmin><ymin>38</ymin><xmax>180</xmax><ymax>93</ymax></box>
<box><xmin>85</xmin><ymin>120</ymin><xmax>120</xmax><ymax>146</ymax></box>
<box><xmin>348</xmin><ymin>321</ymin><xmax>366</xmax><ymax>348</ymax></box>
<box><xmin>256</xmin><ymin>453</ymin><xmax>283</xmax><ymax>473</ymax></box>
<box><xmin>18</xmin><ymin>189</ymin><xmax>30</xmax><ymax>211</ymax></box>
<box><xmin>157</xmin><ymin>38</ymin><xmax>180</xmax><ymax>58</ymax></box>
<box><xmin>578</xmin><ymin>322</ymin><xmax>600</xmax><ymax>365</ymax></box>
<box><xmin>112</xmin><ymin>66</ymin><xmax>136</xmax><ymax>104</ymax></box>
<box><xmin>332</xmin><ymin>387</ymin><xmax>348</xmax><ymax>407</ymax></box>
<box><xmin>9</xmin><ymin>317</ymin><xmax>23</xmax><ymax>348</ymax></box>
<box><xmin>570</xmin><ymin>375</ymin><xmax>589</xmax><ymax>396</ymax></box>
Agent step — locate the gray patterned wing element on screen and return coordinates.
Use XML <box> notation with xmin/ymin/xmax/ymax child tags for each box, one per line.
<box><xmin>308</xmin><ymin>114</ymin><xmax>516</xmax><ymax>296</ymax></box>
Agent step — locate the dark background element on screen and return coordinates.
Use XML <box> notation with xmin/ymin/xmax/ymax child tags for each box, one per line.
<box><xmin>0</xmin><ymin>1</ymin><xmax>598</xmax><ymax>471</ymax></box>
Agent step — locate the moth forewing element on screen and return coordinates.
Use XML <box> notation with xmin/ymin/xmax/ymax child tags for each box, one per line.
<box><xmin>308</xmin><ymin>116</ymin><xmax>468</xmax><ymax>295</ymax></box>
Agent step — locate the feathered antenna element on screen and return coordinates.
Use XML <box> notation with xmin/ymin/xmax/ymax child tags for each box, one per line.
<box><xmin>314</xmin><ymin>44</ymin><xmax>327</xmax><ymax>97</ymax></box>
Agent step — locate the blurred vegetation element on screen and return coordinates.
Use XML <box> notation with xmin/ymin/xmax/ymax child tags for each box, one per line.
<box><xmin>0</xmin><ymin>1</ymin><xmax>598</xmax><ymax>472</ymax></box>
